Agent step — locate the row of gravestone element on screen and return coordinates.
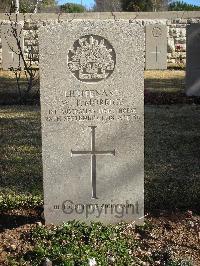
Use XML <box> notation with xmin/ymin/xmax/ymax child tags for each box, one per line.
<box><xmin>2</xmin><ymin>21</ymin><xmax>200</xmax><ymax>97</ymax></box>
<box><xmin>1</xmin><ymin>23</ymin><xmax>24</xmax><ymax>70</ymax></box>
<box><xmin>3</xmin><ymin>19</ymin><xmax>200</xmax><ymax>226</ymax></box>
<box><xmin>1</xmin><ymin>22</ymin><xmax>166</xmax><ymax>70</ymax></box>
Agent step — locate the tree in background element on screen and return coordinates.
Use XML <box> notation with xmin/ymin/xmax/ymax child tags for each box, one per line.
<box><xmin>152</xmin><ymin>0</ymin><xmax>171</xmax><ymax>11</ymax></box>
<box><xmin>20</xmin><ymin>0</ymin><xmax>57</xmax><ymax>13</ymax></box>
<box><xmin>169</xmin><ymin>1</ymin><xmax>200</xmax><ymax>11</ymax></box>
<box><xmin>94</xmin><ymin>0</ymin><xmax>172</xmax><ymax>11</ymax></box>
<box><xmin>60</xmin><ymin>3</ymin><xmax>85</xmax><ymax>13</ymax></box>
<box><xmin>0</xmin><ymin>0</ymin><xmax>57</xmax><ymax>13</ymax></box>
<box><xmin>0</xmin><ymin>0</ymin><xmax>13</xmax><ymax>12</ymax></box>
<box><xmin>94</xmin><ymin>0</ymin><xmax>122</xmax><ymax>11</ymax></box>
<box><xmin>121</xmin><ymin>0</ymin><xmax>153</xmax><ymax>11</ymax></box>
<box><xmin>2</xmin><ymin>1</ymin><xmax>41</xmax><ymax>103</ymax></box>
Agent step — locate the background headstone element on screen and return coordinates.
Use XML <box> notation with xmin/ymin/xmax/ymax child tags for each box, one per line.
<box><xmin>39</xmin><ymin>20</ymin><xmax>144</xmax><ymax>225</ymax></box>
<box><xmin>186</xmin><ymin>24</ymin><xmax>200</xmax><ymax>96</ymax></box>
<box><xmin>1</xmin><ymin>23</ymin><xmax>24</xmax><ymax>70</ymax></box>
<box><xmin>145</xmin><ymin>24</ymin><xmax>167</xmax><ymax>70</ymax></box>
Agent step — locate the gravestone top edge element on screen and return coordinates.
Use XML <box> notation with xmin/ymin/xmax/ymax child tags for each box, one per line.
<box><xmin>2</xmin><ymin>11</ymin><xmax>200</xmax><ymax>21</ymax></box>
<box><xmin>39</xmin><ymin>19</ymin><xmax>146</xmax><ymax>28</ymax></box>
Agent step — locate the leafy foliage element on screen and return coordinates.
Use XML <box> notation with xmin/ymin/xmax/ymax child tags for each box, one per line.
<box><xmin>5</xmin><ymin>221</ymin><xmax>192</xmax><ymax>265</ymax></box>
<box><xmin>19</xmin><ymin>0</ymin><xmax>57</xmax><ymax>13</ymax></box>
<box><xmin>0</xmin><ymin>192</ymin><xmax>42</xmax><ymax>211</ymax></box>
<box><xmin>0</xmin><ymin>0</ymin><xmax>14</xmax><ymax>12</ymax></box>
<box><xmin>0</xmin><ymin>0</ymin><xmax>57</xmax><ymax>13</ymax></box>
<box><xmin>169</xmin><ymin>1</ymin><xmax>200</xmax><ymax>11</ymax></box>
<box><xmin>60</xmin><ymin>3</ymin><xmax>85</xmax><ymax>13</ymax></box>
<box><xmin>23</xmin><ymin>221</ymin><xmax>138</xmax><ymax>265</ymax></box>
<box><xmin>121</xmin><ymin>0</ymin><xmax>153</xmax><ymax>11</ymax></box>
<box><xmin>94</xmin><ymin>0</ymin><xmax>122</xmax><ymax>11</ymax></box>
<box><xmin>94</xmin><ymin>0</ymin><xmax>170</xmax><ymax>11</ymax></box>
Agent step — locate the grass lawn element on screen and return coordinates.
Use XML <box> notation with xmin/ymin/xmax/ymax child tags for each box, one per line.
<box><xmin>1</xmin><ymin>104</ymin><xmax>200</xmax><ymax>212</ymax></box>
<box><xmin>0</xmin><ymin>70</ymin><xmax>200</xmax><ymax>265</ymax></box>
<box><xmin>145</xmin><ymin>104</ymin><xmax>200</xmax><ymax>212</ymax></box>
<box><xmin>0</xmin><ymin>69</ymin><xmax>185</xmax><ymax>104</ymax></box>
<box><xmin>0</xmin><ymin>105</ymin><xmax>42</xmax><ymax>209</ymax></box>
<box><xmin>0</xmin><ymin>70</ymin><xmax>39</xmax><ymax>105</ymax></box>
<box><xmin>145</xmin><ymin>70</ymin><xmax>185</xmax><ymax>93</ymax></box>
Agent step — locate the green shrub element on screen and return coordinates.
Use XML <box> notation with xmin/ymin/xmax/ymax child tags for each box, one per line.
<box><xmin>60</xmin><ymin>3</ymin><xmax>85</xmax><ymax>13</ymax></box>
<box><xmin>23</xmin><ymin>221</ymin><xmax>138</xmax><ymax>265</ymax></box>
<box><xmin>0</xmin><ymin>192</ymin><xmax>42</xmax><ymax>211</ymax></box>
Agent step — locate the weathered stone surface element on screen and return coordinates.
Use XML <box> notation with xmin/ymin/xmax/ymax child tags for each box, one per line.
<box><xmin>1</xmin><ymin>23</ymin><xmax>24</xmax><ymax>70</ymax></box>
<box><xmin>39</xmin><ymin>20</ymin><xmax>144</xmax><ymax>225</ymax></box>
<box><xmin>145</xmin><ymin>24</ymin><xmax>167</xmax><ymax>69</ymax></box>
<box><xmin>186</xmin><ymin>24</ymin><xmax>200</xmax><ymax>96</ymax></box>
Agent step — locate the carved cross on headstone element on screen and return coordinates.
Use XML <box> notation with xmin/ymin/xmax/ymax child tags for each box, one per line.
<box><xmin>71</xmin><ymin>126</ymin><xmax>115</xmax><ymax>199</ymax></box>
<box><xmin>150</xmin><ymin>45</ymin><xmax>161</xmax><ymax>62</ymax></box>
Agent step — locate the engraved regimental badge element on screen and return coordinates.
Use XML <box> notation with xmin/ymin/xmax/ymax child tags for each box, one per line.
<box><xmin>152</xmin><ymin>26</ymin><xmax>162</xmax><ymax>38</ymax></box>
<box><xmin>68</xmin><ymin>35</ymin><xmax>116</xmax><ymax>83</ymax></box>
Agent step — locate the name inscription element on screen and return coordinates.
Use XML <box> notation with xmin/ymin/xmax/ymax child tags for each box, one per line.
<box><xmin>45</xmin><ymin>89</ymin><xmax>140</xmax><ymax>123</ymax></box>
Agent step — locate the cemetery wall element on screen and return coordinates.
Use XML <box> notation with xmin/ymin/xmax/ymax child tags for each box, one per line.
<box><xmin>0</xmin><ymin>11</ymin><xmax>200</xmax><ymax>69</ymax></box>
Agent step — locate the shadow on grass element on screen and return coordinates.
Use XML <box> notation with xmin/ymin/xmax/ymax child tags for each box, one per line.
<box><xmin>145</xmin><ymin>77</ymin><xmax>185</xmax><ymax>91</ymax></box>
<box><xmin>0</xmin><ymin>74</ymin><xmax>40</xmax><ymax>105</ymax></box>
<box><xmin>0</xmin><ymin>70</ymin><xmax>186</xmax><ymax>105</ymax></box>
<box><xmin>0</xmin><ymin>211</ymin><xmax>42</xmax><ymax>231</ymax></box>
<box><xmin>144</xmin><ymin>90</ymin><xmax>200</xmax><ymax>105</ymax></box>
<box><xmin>145</xmin><ymin>105</ymin><xmax>200</xmax><ymax>213</ymax></box>
<box><xmin>0</xmin><ymin>106</ymin><xmax>42</xmax><ymax>195</ymax></box>
<box><xmin>0</xmin><ymin>105</ymin><xmax>200</xmax><ymax>214</ymax></box>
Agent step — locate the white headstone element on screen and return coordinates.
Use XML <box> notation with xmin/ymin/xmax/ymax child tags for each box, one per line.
<box><xmin>39</xmin><ymin>20</ymin><xmax>144</xmax><ymax>225</ymax></box>
<box><xmin>1</xmin><ymin>23</ymin><xmax>24</xmax><ymax>70</ymax></box>
<box><xmin>145</xmin><ymin>24</ymin><xmax>167</xmax><ymax>70</ymax></box>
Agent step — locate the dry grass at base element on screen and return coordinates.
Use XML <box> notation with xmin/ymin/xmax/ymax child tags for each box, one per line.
<box><xmin>144</xmin><ymin>213</ymin><xmax>200</xmax><ymax>265</ymax></box>
<box><xmin>145</xmin><ymin>70</ymin><xmax>185</xmax><ymax>93</ymax></box>
<box><xmin>145</xmin><ymin>70</ymin><xmax>185</xmax><ymax>80</ymax></box>
<box><xmin>0</xmin><ymin>69</ymin><xmax>38</xmax><ymax>79</ymax></box>
<box><xmin>1</xmin><ymin>69</ymin><xmax>184</xmax><ymax>80</ymax></box>
<box><xmin>0</xmin><ymin>69</ymin><xmax>186</xmax><ymax>104</ymax></box>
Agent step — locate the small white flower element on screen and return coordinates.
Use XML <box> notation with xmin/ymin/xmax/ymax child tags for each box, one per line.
<box><xmin>108</xmin><ymin>256</ymin><xmax>115</xmax><ymax>262</ymax></box>
<box><xmin>88</xmin><ymin>258</ymin><xmax>97</xmax><ymax>266</ymax></box>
